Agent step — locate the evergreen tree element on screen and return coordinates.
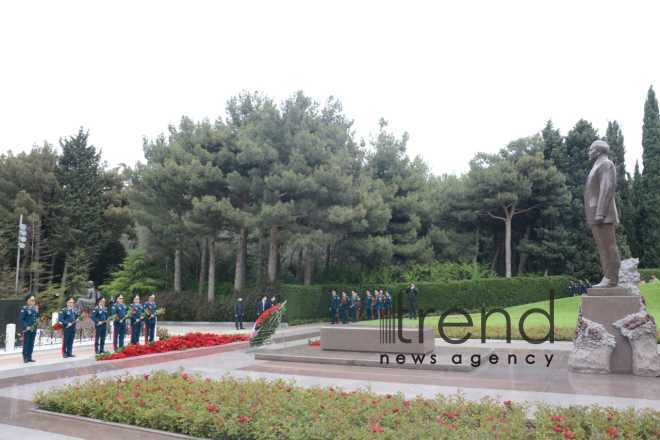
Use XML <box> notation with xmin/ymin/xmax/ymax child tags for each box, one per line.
<box><xmin>605</xmin><ymin>120</ymin><xmax>632</xmax><ymax>257</ymax></box>
<box><xmin>639</xmin><ymin>86</ymin><xmax>660</xmax><ymax>266</ymax></box>
<box><xmin>53</xmin><ymin>129</ymin><xmax>105</xmax><ymax>284</ymax></box>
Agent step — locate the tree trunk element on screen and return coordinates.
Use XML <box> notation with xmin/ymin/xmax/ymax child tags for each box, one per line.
<box><xmin>256</xmin><ymin>229</ymin><xmax>265</xmax><ymax>286</ymax></box>
<box><xmin>267</xmin><ymin>226</ymin><xmax>279</xmax><ymax>286</ymax></box>
<box><xmin>198</xmin><ymin>237</ymin><xmax>207</xmax><ymax>296</ymax></box>
<box><xmin>207</xmin><ymin>238</ymin><xmax>215</xmax><ymax>303</ymax></box>
<box><xmin>60</xmin><ymin>254</ymin><xmax>69</xmax><ymax>291</ymax></box>
<box><xmin>32</xmin><ymin>217</ymin><xmax>41</xmax><ymax>294</ymax></box>
<box><xmin>48</xmin><ymin>254</ymin><xmax>56</xmax><ymax>287</ymax></box>
<box><xmin>174</xmin><ymin>247</ymin><xmax>182</xmax><ymax>294</ymax></box>
<box><xmin>504</xmin><ymin>210</ymin><xmax>513</xmax><ymax>278</ymax></box>
<box><xmin>490</xmin><ymin>243</ymin><xmax>501</xmax><ymax>273</ymax></box>
<box><xmin>233</xmin><ymin>227</ymin><xmax>248</xmax><ymax>295</ymax></box>
<box><xmin>517</xmin><ymin>227</ymin><xmax>530</xmax><ymax>275</ymax></box>
<box><xmin>303</xmin><ymin>247</ymin><xmax>313</xmax><ymax>286</ymax></box>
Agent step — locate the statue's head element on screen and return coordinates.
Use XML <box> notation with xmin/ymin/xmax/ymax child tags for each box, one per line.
<box><xmin>588</xmin><ymin>140</ymin><xmax>610</xmax><ymax>161</ymax></box>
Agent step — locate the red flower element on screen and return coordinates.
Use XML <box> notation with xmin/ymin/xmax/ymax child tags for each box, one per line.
<box><xmin>447</xmin><ymin>424</ymin><xmax>457</xmax><ymax>430</ymax></box>
<box><xmin>143</xmin><ymin>374</ymin><xmax>150</xmax><ymax>380</ymax></box>
<box><xmin>554</xmin><ymin>425</ymin><xmax>564</xmax><ymax>433</ymax></box>
<box><xmin>371</xmin><ymin>423</ymin><xmax>384</xmax><ymax>433</ymax></box>
<box><xmin>392</xmin><ymin>407</ymin><xmax>399</xmax><ymax>414</ymax></box>
<box><xmin>97</xmin><ymin>333</ymin><xmax>248</xmax><ymax>361</ymax></box>
<box><xmin>181</xmin><ymin>373</ymin><xmax>189</xmax><ymax>380</ymax></box>
<box><xmin>503</xmin><ymin>400</ymin><xmax>512</xmax><ymax>406</ymax></box>
<box><xmin>238</xmin><ymin>415</ymin><xmax>250</xmax><ymax>424</ymax></box>
<box><xmin>607</xmin><ymin>426</ymin><xmax>619</xmax><ymax>438</ymax></box>
<box><xmin>254</xmin><ymin>304</ymin><xmax>282</xmax><ymax>329</ymax></box>
<box><xmin>550</xmin><ymin>415</ymin><xmax>564</xmax><ymax>422</ymax></box>
<box><xmin>207</xmin><ymin>403</ymin><xmax>219</xmax><ymax>413</ymax></box>
<box><xmin>564</xmin><ymin>430</ymin><xmax>576</xmax><ymax>439</ymax></box>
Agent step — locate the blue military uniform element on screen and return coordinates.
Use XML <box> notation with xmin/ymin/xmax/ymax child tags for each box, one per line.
<box><xmin>143</xmin><ymin>300</ymin><xmax>157</xmax><ymax>343</ymax></box>
<box><xmin>58</xmin><ymin>307</ymin><xmax>79</xmax><ymax>358</ymax></box>
<box><xmin>129</xmin><ymin>303</ymin><xmax>144</xmax><ymax>344</ymax></box>
<box><xmin>375</xmin><ymin>295</ymin><xmax>383</xmax><ymax>319</ymax></box>
<box><xmin>111</xmin><ymin>302</ymin><xmax>127</xmax><ymax>350</ymax></box>
<box><xmin>364</xmin><ymin>294</ymin><xmax>373</xmax><ymax>320</ymax></box>
<box><xmin>20</xmin><ymin>305</ymin><xmax>39</xmax><ymax>363</ymax></box>
<box><xmin>91</xmin><ymin>304</ymin><xmax>108</xmax><ymax>354</ymax></box>
<box><xmin>339</xmin><ymin>295</ymin><xmax>349</xmax><ymax>324</ymax></box>
<box><xmin>350</xmin><ymin>294</ymin><xmax>359</xmax><ymax>322</ymax></box>
<box><xmin>329</xmin><ymin>293</ymin><xmax>340</xmax><ymax>324</ymax></box>
<box><xmin>384</xmin><ymin>293</ymin><xmax>393</xmax><ymax>317</ymax></box>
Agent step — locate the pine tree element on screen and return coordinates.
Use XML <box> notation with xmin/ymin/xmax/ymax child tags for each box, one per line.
<box><xmin>54</xmin><ymin>129</ymin><xmax>104</xmax><ymax>283</ymax></box>
<box><xmin>639</xmin><ymin>86</ymin><xmax>660</xmax><ymax>266</ymax></box>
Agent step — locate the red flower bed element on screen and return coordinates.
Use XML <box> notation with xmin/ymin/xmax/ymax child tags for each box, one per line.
<box><xmin>98</xmin><ymin>332</ymin><xmax>249</xmax><ymax>361</ymax></box>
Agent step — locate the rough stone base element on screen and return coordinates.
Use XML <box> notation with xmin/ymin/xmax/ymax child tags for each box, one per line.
<box><xmin>580</xmin><ymin>295</ymin><xmax>642</xmax><ymax>373</ymax></box>
<box><xmin>630</xmin><ymin>337</ymin><xmax>660</xmax><ymax>377</ymax></box>
<box><xmin>569</xmin><ymin>346</ymin><xmax>614</xmax><ymax>374</ymax></box>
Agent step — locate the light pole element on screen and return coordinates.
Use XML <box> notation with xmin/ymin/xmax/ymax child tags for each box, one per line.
<box><xmin>15</xmin><ymin>214</ymin><xmax>27</xmax><ymax>295</ymax></box>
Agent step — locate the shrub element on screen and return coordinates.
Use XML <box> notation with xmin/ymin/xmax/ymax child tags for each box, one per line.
<box><xmin>318</xmin><ymin>276</ymin><xmax>571</xmax><ymax>317</ymax></box>
<box><xmin>34</xmin><ymin>372</ymin><xmax>660</xmax><ymax>439</ymax></box>
<box><xmin>640</xmin><ymin>268</ymin><xmax>660</xmax><ymax>282</ymax></box>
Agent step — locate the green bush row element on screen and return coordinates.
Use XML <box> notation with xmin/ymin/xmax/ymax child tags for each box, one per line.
<box><xmin>278</xmin><ymin>276</ymin><xmax>572</xmax><ymax>322</ymax></box>
<box><xmin>640</xmin><ymin>269</ymin><xmax>660</xmax><ymax>282</ymax></box>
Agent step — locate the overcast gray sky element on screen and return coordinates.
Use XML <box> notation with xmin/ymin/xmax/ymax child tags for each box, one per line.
<box><xmin>1</xmin><ymin>1</ymin><xmax>658</xmax><ymax>175</ymax></box>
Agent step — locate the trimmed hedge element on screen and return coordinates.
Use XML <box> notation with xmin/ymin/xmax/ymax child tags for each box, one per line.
<box><xmin>278</xmin><ymin>276</ymin><xmax>572</xmax><ymax>322</ymax></box>
<box><xmin>640</xmin><ymin>269</ymin><xmax>660</xmax><ymax>282</ymax></box>
<box><xmin>156</xmin><ymin>276</ymin><xmax>571</xmax><ymax>324</ymax></box>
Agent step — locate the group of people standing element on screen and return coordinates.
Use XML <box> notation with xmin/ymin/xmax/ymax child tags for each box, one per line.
<box><xmin>328</xmin><ymin>283</ymin><xmax>419</xmax><ymax>324</ymax></box>
<box><xmin>329</xmin><ymin>289</ymin><xmax>393</xmax><ymax>324</ymax></box>
<box><xmin>18</xmin><ymin>291</ymin><xmax>158</xmax><ymax>364</ymax></box>
<box><xmin>233</xmin><ymin>295</ymin><xmax>278</xmax><ymax>330</ymax></box>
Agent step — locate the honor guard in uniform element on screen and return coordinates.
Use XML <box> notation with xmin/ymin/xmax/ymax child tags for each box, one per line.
<box><xmin>374</xmin><ymin>291</ymin><xmax>383</xmax><ymax>319</ymax></box>
<box><xmin>143</xmin><ymin>294</ymin><xmax>157</xmax><ymax>343</ymax></box>
<box><xmin>129</xmin><ymin>295</ymin><xmax>144</xmax><ymax>345</ymax></box>
<box><xmin>20</xmin><ymin>294</ymin><xmax>39</xmax><ymax>363</ymax></box>
<box><xmin>364</xmin><ymin>291</ymin><xmax>373</xmax><ymax>320</ymax></box>
<box><xmin>339</xmin><ymin>292</ymin><xmax>349</xmax><ymax>324</ymax></box>
<box><xmin>234</xmin><ymin>297</ymin><xmax>244</xmax><ymax>330</ymax></box>
<box><xmin>406</xmin><ymin>283</ymin><xmax>418</xmax><ymax>319</ymax></box>
<box><xmin>92</xmin><ymin>297</ymin><xmax>109</xmax><ymax>354</ymax></box>
<box><xmin>384</xmin><ymin>291</ymin><xmax>393</xmax><ymax>317</ymax></box>
<box><xmin>59</xmin><ymin>297</ymin><xmax>80</xmax><ymax>358</ymax></box>
<box><xmin>111</xmin><ymin>295</ymin><xmax>127</xmax><ymax>350</ymax></box>
<box><xmin>350</xmin><ymin>291</ymin><xmax>359</xmax><ymax>322</ymax></box>
<box><xmin>329</xmin><ymin>290</ymin><xmax>340</xmax><ymax>324</ymax></box>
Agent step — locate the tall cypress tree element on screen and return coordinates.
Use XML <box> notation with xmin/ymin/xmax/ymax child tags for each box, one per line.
<box><xmin>605</xmin><ymin>121</ymin><xmax>631</xmax><ymax>257</ymax></box>
<box><xmin>640</xmin><ymin>86</ymin><xmax>660</xmax><ymax>266</ymax></box>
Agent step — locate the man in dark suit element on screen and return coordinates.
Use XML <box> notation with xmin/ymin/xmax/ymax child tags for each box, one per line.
<box><xmin>234</xmin><ymin>297</ymin><xmax>244</xmax><ymax>329</ymax></box>
<box><xmin>256</xmin><ymin>296</ymin><xmax>271</xmax><ymax>316</ymax></box>
<box><xmin>584</xmin><ymin>140</ymin><xmax>620</xmax><ymax>288</ymax></box>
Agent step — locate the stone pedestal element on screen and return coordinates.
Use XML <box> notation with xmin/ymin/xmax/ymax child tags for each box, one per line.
<box><xmin>321</xmin><ymin>326</ymin><xmax>434</xmax><ymax>354</ymax></box>
<box><xmin>580</xmin><ymin>291</ymin><xmax>642</xmax><ymax>374</ymax></box>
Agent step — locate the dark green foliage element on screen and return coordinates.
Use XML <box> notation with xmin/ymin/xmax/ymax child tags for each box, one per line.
<box><xmin>639</xmin><ymin>269</ymin><xmax>660</xmax><ymax>282</ymax></box>
<box><xmin>639</xmin><ymin>87</ymin><xmax>660</xmax><ymax>267</ymax></box>
<box><xmin>267</xmin><ymin>276</ymin><xmax>572</xmax><ymax>323</ymax></box>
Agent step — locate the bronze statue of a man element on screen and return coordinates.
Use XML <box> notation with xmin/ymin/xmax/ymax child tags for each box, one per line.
<box><xmin>584</xmin><ymin>140</ymin><xmax>621</xmax><ymax>287</ymax></box>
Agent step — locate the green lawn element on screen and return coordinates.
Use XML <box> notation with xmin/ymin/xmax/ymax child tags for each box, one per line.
<box><xmin>360</xmin><ymin>283</ymin><xmax>660</xmax><ymax>341</ymax></box>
